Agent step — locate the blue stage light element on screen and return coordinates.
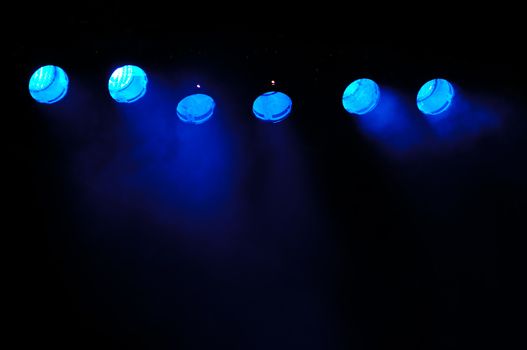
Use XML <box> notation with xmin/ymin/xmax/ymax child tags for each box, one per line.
<box><xmin>416</xmin><ymin>78</ymin><xmax>455</xmax><ymax>115</ymax></box>
<box><xmin>252</xmin><ymin>91</ymin><xmax>292</xmax><ymax>123</ymax></box>
<box><xmin>177</xmin><ymin>94</ymin><xmax>215</xmax><ymax>124</ymax></box>
<box><xmin>342</xmin><ymin>78</ymin><xmax>380</xmax><ymax>115</ymax></box>
<box><xmin>28</xmin><ymin>65</ymin><xmax>69</xmax><ymax>104</ymax></box>
<box><xmin>108</xmin><ymin>65</ymin><xmax>148</xmax><ymax>103</ymax></box>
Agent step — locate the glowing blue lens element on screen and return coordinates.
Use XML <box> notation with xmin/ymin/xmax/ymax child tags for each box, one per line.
<box><xmin>28</xmin><ymin>65</ymin><xmax>69</xmax><ymax>104</ymax></box>
<box><xmin>108</xmin><ymin>65</ymin><xmax>148</xmax><ymax>103</ymax></box>
<box><xmin>252</xmin><ymin>91</ymin><xmax>292</xmax><ymax>123</ymax></box>
<box><xmin>342</xmin><ymin>78</ymin><xmax>380</xmax><ymax>115</ymax></box>
<box><xmin>416</xmin><ymin>79</ymin><xmax>455</xmax><ymax>115</ymax></box>
<box><xmin>177</xmin><ymin>94</ymin><xmax>215</xmax><ymax>124</ymax></box>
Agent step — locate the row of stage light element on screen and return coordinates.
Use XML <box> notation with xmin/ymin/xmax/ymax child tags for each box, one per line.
<box><xmin>28</xmin><ymin>65</ymin><xmax>455</xmax><ymax>123</ymax></box>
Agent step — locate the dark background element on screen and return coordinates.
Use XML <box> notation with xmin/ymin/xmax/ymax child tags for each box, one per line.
<box><xmin>9</xmin><ymin>8</ymin><xmax>523</xmax><ymax>350</ymax></box>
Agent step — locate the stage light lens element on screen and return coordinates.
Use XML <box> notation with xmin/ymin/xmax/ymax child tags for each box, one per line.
<box><xmin>108</xmin><ymin>65</ymin><xmax>148</xmax><ymax>103</ymax></box>
<box><xmin>416</xmin><ymin>78</ymin><xmax>455</xmax><ymax>115</ymax></box>
<box><xmin>342</xmin><ymin>78</ymin><xmax>380</xmax><ymax>115</ymax></box>
<box><xmin>177</xmin><ymin>94</ymin><xmax>215</xmax><ymax>124</ymax></box>
<box><xmin>28</xmin><ymin>65</ymin><xmax>69</xmax><ymax>104</ymax></box>
<box><xmin>252</xmin><ymin>91</ymin><xmax>292</xmax><ymax>123</ymax></box>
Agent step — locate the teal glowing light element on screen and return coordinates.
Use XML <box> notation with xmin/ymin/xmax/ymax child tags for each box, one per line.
<box><xmin>342</xmin><ymin>78</ymin><xmax>380</xmax><ymax>115</ymax></box>
<box><xmin>28</xmin><ymin>65</ymin><xmax>69</xmax><ymax>104</ymax></box>
<box><xmin>252</xmin><ymin>91</ymin><xmax>292</xmax><ymax>123</ymax></box>
<box><xmin>416</xmin><ymin>79</ymin><xmax>455</xmax><ymax>115</ymax></box>
<box><xmin>108</xmin><ymin>65</ymin><xmax>148</xmax><ymax>103</ymax></box>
